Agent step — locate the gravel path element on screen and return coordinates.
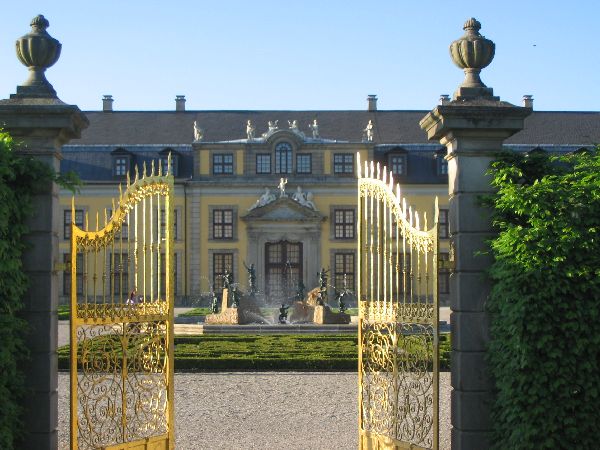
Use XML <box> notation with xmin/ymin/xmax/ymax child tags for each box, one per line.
<box><xmin>58</xmin><ymin>372</ymin><xmax>450</xmax><ymax>450</ymax></box>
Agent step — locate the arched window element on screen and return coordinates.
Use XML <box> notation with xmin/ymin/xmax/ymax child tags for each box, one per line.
<box><xmin>275</xmin><ymin>142</ymin><xmax>293</xmax><ymax>174</ymax></box>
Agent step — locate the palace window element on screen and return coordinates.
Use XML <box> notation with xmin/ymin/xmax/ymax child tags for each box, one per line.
<box><xmin>64</xmin><ymin>209</ymin><xmax>84</xmax><ymax>240</ymax></box>
<box><xmin>333</xmin><ymin>154</ymin><xmax>354</xmax><ymax>174</ymax></box>
<box><xmin>438</xmin><ymin>209</ymin><xmax>449</xmax><ymax>239</ymax></box>
<box><xmin>213</xmin><ymin>253</ymin><xmax>233</xmax><ymax>292</ymax></box>
<box><xmin>256</xmin><ymin>154</ymin><xmax>271</xmax><ymax>174</ymax></box>
<box><xmin>110</xmin><ymin>252</ymin><xmax>129</xmax><ymax>296</ymax></box>
<box><xmin>212</xmin><ymin>209</ymin><xmax>234</xmax><ymax>239</ymax></box>
<box><xmin>63</xmin><ymin>253</ymin><xmax>83</xmax><ymax>296</ymax></box>
<box><xmin>155</xmin><ymin>208</ymin><xmax>178</xmax><ymax>241</ymax></box>
<box><xmin>114</xmin><ymin>157</ymin><xmax>128</xmax><ymax>176</ymax></box>
<box><xmin>334</xmin><ymin>252</ymin><xmax>355</xmax><ymax>293</ymax></box>
<box><xmin>334</xmin><ymin>209</ymin><xmax>355</xmax><ymax>239</ymax></box>
<box><xmin>390</xmin><ymin>154</ymin><xmax>407</xmax><ymax>175</ymax></box>
<box><xmin>296</xmin><ymin>154</ymin><xmax>312</xmax><ymax>174</ymax></box>
<box><xmin>213</xmin><ymin>154</ymin><xmax>233</xmax><ymax>175</ymax></box>
<box><xmin>275</xmin><ymin>142</ymin><xmax>293</xmax><ymax>174</ymax></box>
<box><xmin>438</xmin><ymin>253</ymin><xmax>450</xmax><ymax>295</ymax></box>
<box><xmin>160</xmin><ymin>252</ymin><xmax>178</xmax><ymax>296</ymax></box>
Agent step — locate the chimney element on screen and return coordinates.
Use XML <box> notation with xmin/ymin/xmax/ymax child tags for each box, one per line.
<box><xmin>522</xmin><ymin>94</ymin><xmax>534</xmax><ymax>108</ymax></box>
<box><xmin>175</xmin><ymin>95</ymin><xmax>186</xmax><ymax>112</ymax></box>
<box><xmin>439</xmin><ymin>94</ymin><xmax>451</xmax><ymax>105</ymax></box>
<box><xmin>367</xmin><ymin>94</ymin><xmax>378</xmax><ymax>112</ymax></box>
<box><xmin>102</xmin><ymin>95</ymin><xmax>113</xmax><ymax>112</ymax></box>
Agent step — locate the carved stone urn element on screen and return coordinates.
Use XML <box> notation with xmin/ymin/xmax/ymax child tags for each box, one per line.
<box><xmin>14</xmin><ymin>14</ymin><xmax>62</xmax><ymax>97</ymax></box>
<box><xmin>449</xmin><ymin>18</ymin><xmax>497</xmax><ymax>100</ymax></box>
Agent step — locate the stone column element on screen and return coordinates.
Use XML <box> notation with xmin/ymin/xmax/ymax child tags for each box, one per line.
<box><xmin>0</xmin><ymin>15</ymin><xmax>88</xmax><ymax>449</ymax></box>
<box><xmin>420</xmin><ymin>18</ymin><xmax>531</xmax><ymax>450</ymax></box>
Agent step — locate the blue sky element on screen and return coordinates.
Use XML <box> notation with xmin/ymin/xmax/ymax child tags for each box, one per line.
<box><xmin>1</xmin><ymin>0</ymin><xmax>598</xmax><ymax>111</ymax></box>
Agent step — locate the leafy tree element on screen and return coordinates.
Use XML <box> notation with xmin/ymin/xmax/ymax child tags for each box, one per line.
<box><xmin>486</xmin><ymin>147</ymin><xmax>600</xmax><ymax>449</ymax></box>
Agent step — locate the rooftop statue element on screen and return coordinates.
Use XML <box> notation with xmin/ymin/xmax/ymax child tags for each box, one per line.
<box><xmin>288</xmin><ymin>119</ymin><xmax>299</xmax><ymax>131</ymax></box>
<box><xmin>193</xmin><ymin>121</ymin><xmax>204</xmax><ymax>141</ymax></box>
<box><xmin>291</xmin><ymin>186</ymin><xmax>317</xmax><ymax>210</ymax></box>
<box><xmin>248</xmin><ymin>187</ymin><xmax>277</xmax><ymax>210</ymax></box>
<box><xmin>246</xmin><ymin>120</ymin><xmax>255</xmax><ymax>140</ymax></box>
<box><xmin>268</xmin><ymin>120</ymin><xmax>279</xmax><ymax>132</ymax></box>
<box><xmin>278</xmin><ymin>177</ymin><xmax>288</xmax><ymax>197</ymax></box>
<box><xmin>308</xmin><ymin>119</ymin><xmax>319</xmax><ymax>139</ymax></box>
<box><xmin>364</xmin><ymin>120</ymin><xmax>374</xmax><ymax>142</ymax></box>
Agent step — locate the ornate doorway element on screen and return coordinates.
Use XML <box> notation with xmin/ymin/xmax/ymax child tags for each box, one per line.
<box><xmin>265</xmin><ymin>241</ymin><xmax>303</xmax><ymax>303</ymax></box>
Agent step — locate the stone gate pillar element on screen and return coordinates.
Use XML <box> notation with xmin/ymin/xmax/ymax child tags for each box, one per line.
<box><xmin>420</xmin><ymin>18</ymin><xmax>531</xmax><ymax>449</ymax></box>
<box><xmin>0</xmin><ymin>15</ymin><xmax>88</xmax><ymax>449</ymax></box>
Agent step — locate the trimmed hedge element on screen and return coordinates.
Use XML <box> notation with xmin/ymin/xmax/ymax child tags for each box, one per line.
<box><xmin>486</xmin><ymin>148</ymin><xmax>600</xmax><ymax>449</ymax></box>
<box><xmin>59</xmin><ymin>333</ymin><xmax>451</xmax><ymax>372</ymax></box>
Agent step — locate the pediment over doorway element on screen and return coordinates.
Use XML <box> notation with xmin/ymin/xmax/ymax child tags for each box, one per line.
<box><xmin>241</xmin><ymin>196</ymin><xmax>324</xmax><ymax>222</ymax></box>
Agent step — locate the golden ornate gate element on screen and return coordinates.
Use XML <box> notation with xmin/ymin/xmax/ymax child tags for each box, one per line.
<box><xmin>70</xmin><ymin>159</ymin><xmax>175</xmax><ymax>449</ymax></box>
<box><xmin>357</xmin><ymin>154</ymin><xmax>439</xmax><ymax>450</ymax></box>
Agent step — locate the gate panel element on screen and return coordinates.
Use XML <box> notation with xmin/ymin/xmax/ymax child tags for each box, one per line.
<box><xmin>70</xmin><ymin>159</ymin><xmax>175</xmax><ymax>449</ymax></box>
<box><xmin>357</xmin><ymin>155</ymin><xmax>439</xmax><ymax>450</ymax></box>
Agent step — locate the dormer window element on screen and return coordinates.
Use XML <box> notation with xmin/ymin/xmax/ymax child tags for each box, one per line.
<box><xmin>435</xmin><ymin>149</ymin><xmax>448</xmax><ymax>176</ymax></box>
<box><xmin>111</xmin><ymin>148</ymin><xmax>132</xmax><ymax>178</ymax></box>
<box><xmin>275</xmin><ymin>142</ymin><xmax>293</xmax><ymax>174</ymax></box>
<box><xmin>114</xmin><ymin>157</ymin><xmax>128</xmax><ymax>176</ymax></box>
<box><xmin>388</xmin><ymin>148</ymin><xmax>407</xmax><ymax>176</ymax></box>
<box><xmin>159</xmin><ymin>148</ymin><xmax>179</xmax><ymax>177</ymax></box>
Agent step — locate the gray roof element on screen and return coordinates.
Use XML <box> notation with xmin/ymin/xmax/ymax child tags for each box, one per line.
<box><xmin>68</xmin><ymin>110</ymin><xmax>600</xmax><ymax>146</ymax></box>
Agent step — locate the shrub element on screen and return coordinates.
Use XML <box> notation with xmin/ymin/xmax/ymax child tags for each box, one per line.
<box><xmin>486</xmin><ymin>148</ymin><xmax>600</xmax><ymax>449</ymax></box>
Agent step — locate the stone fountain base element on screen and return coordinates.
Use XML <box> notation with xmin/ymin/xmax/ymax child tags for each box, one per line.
<box><xmin>205</xmin><ymin>288</ymin><xmax>267</xmax><ymax>325</ymax></box>
<box><xmin>313</xmin><ymin>305</ymin><xmax>351</xmax><ymax>325</ymax></box>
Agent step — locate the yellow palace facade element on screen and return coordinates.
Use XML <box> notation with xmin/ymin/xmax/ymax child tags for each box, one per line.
<box><xmin>58</xmin><ymin>96</ymin><xmax>599</xmax><ymax>306</ymax></box>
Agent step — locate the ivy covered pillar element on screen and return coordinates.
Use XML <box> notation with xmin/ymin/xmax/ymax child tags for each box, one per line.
<box><xmin>0</xmin><ymin>15</ymin><xmax>88</xmax><ymax>450</ymax></box>
<box><xmin>420</xmin><ymin>19</ymin><xmax>530</xmax><ymax>449</ymax></box>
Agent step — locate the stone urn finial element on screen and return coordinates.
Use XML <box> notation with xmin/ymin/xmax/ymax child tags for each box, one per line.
<box><xmin>449</xmin><ymin>18</ymin><xmax>498</xmax><ymax>100</ymax></box>
<box><xmin>14</xmin><ymin>14</ymin><xmax>62</xmax><ymax>98</ymax></box>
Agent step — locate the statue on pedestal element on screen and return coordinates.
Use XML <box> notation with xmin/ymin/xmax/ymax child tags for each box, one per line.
<box><xmin>278</xmin><ymin>304</ymin><xmax>290</xmax><ymax>324</ymax></box>
<box><xmin>210</xmin><ymin>291</ymin><xmax>219</xmax><ymax>314</ymax></box>
<box><xmin>244</xmin><ymin>261</ymin><xmax>257</xmax><ymax>296</ymax></box>
<box><xmin>317</xmin><ymin>267</ymin><xmax>329</xmax><ymax>306</ymax></box>
<box><xmin>248</xmin><ymin>187</ymin><xmax>277</xmax><ymax>210</ymax></box>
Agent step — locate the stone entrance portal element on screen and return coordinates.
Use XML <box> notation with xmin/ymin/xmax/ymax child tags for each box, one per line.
<box><xmin>242</xmin><ymin>195</ymin><xmax>324</xmax><ymax>300</ymax></box>
<box><xmin>265</xmin><ymin>241</ymin><xmax>303</xmax><ymax>302</ymax></box>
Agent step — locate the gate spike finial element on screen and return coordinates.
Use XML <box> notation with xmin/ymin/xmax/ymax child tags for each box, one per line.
<box><xmin>408</xmin><ymin>205</ymin><xmax>413</xmax><ymax>227</ymax></box>
<box><xmin>71</xmin><ymin>195</ymin><xmax>75</xmax><ymax>217</ymax></box>
<box><xmin>424</xmin><ymin>211</ymin><xmax>428</xmax><ymax>231</ymax></box>
<box><xmin>356</xmin><ymin>152</ymin><xmax>361</xmax><ymax>178</ymax></box>
<box><xmin>382</xmin><ymin>165</ymin><xmax>387</xmax><ymax>185</ymax></box>
<box><xmin>396</xmin><ymin>183</ymin><xmax>401</xmax><ymax>203</ymax></box>
<box><xmin>118</xmin><ymin>183</ymin><xmax>123</xmax><ymax>201</ymax></box>
<box><xmin>376</xmin><ymin>162</ymin><xmax>380</xmax><ymax>180</ymax></box>
<box><xmin>168</xmin><ymin>152</ymin><xmax>172</xmax><ymax>175</ymax></box>
<box><xmin>104</xmin><ymin>208</ymin><xmax>108</xmax><ymax>227</ymax></box>
<box><xmin>85</xmin><ymin>212</ymin><xmax>89</xmax><ymax>232</ymax></box>
<box><xmin>158</xmin><ymin>158</ymin><xmax>163</xmax><ymax>177</ymax></box>
<box><xmin>389</xmin><ymin>172</ymin><xmax>394</xmax><ymax>192</ymax></box>
<box><xmin>126</xmin><ymin>172</ymin><xmax>130</xmax><ymax>187</ymax></box>
<box><xmin>415</xmin><ymin>211</ymin><xmax>420</xmax><ymax>231</ymax></box>
<box><xmin>134</xmin><ymin>165</ymin><xmax>139</xmax><ymax>183</ymax></box>
<box><xmin>142</xmin><ymin>161</ymin><xmax>147</xmax><ymax>178</ymax></box>
<box><xmin>370</xmin><ymin>160</ymin><xmax>374</xmax><ymax>179</ymax></box>
<box><xmin>95</xmin><ymin>211</ymin><xmax>99</xmax><ymax>232</ymax></box>
<box><xmin>434</xmin><ymin>196</ymin><xmax>439</xmax><ymax>224</ymax></box>
<box><xmin>151</xmin><ymin>159</ymin><xmax>155</xmax><ymax>176</ymax></box>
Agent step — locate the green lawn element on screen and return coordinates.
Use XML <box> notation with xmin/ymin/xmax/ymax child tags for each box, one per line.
<box><xmin>59</xmin><ymin>333</ymin><xmax>450</xmax><ymax>372</ymax></box>
<box><xmin>58</xmin><ymin>304</ymin><xmax>70</xmax><ymax>320</ymax></box>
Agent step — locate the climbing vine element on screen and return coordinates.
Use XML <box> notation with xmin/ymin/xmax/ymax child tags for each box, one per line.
<box><xmin>0</xmin><ymin>131</ymin><xmax>79</xmax><ymax>449</ymax></box>
<box><xmin>486</xmin><ymin>147</ymin><xmax>600</xmax><ymax>449</ymax></box>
